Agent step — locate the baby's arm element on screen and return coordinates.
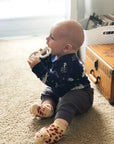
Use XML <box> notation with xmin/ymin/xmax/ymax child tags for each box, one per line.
<box><xmin>32</xmin><ymin>60</ymin><xmax>76</xmax><ymax>89</ymax></box>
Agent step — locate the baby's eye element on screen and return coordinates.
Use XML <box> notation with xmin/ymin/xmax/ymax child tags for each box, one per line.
<box><xmin>40</xmin><ymin>135</ymin><xmax>43</xmax><ymax>137</ymax></box>
<box><xmin>51</xmin><ymin>36</ymin><xmax>54</xmax><ymax>40</ymax></box>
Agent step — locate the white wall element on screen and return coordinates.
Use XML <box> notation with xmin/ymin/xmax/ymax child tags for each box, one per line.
<box><xmin>70</xmin><ymin>0</ymin><xmax>78</xmax><ymax>20</ymax></box>
<box><xmin>84</xmin><ymin>0</ymin><xmax>114</xmax><ymax>18</ymax></box>
<box><xmin>77</xmin><ymin>0</ymin><xmax>114</xmax><ymax>21</ymax></box>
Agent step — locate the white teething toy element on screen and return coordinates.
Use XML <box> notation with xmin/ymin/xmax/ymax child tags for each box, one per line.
<box><xmin>29</xmin><ymin>47</ymin><xmax>51</xmax><ymax>59</ymax></box>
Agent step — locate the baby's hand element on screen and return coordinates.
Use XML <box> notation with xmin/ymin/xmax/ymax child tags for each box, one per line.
<box><xmin>27</xmin><ymin>56</ymin><xmax>41</xmax><ymax>69</ymax></box>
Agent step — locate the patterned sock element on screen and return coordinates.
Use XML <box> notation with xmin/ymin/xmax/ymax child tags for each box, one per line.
<box><xmin>30</xmin><ymin>103</ymin><xmax>54</xmax><ymax>118</ymax></box>
<box><xmin>35</xmin><ymin>120</ymin><xmax>67</xmax><ymax>144</ymax></box>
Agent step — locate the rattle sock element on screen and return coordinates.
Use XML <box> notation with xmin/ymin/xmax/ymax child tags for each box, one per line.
<box><xmin>35</xmin><ymin>120</ymin><xmax>67</xmax><ymax>144</ymax></box>
<box><xmin>30</xmin><ymin>103</ymin><xmax>54</xmax><ymax>118</ymax></box>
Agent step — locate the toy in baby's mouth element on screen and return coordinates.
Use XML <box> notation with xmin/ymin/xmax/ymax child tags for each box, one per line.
<box><xmin>29</xmin><ymin>47</ymin><xmax>51</xmax><ymax>59</ymax></box>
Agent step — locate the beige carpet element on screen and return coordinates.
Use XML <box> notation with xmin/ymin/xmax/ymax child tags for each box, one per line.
<box><xmin>0</xmin><ymin>37</ymin><xmax>114</xmax><ymax>144</ymax></box>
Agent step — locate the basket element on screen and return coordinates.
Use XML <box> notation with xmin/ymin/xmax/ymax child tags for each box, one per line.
<box><xmin>84</xmin><ymin>25</ymin><xmax>114</xmax><ymax>45</ymax></box>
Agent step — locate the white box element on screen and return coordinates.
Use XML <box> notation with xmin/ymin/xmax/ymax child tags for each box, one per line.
<box><xmin>85</xmin><ymin>25</ymin><xmax>114</xmax><ymax>45</ymax></box>
<box><xmin>79</xmin><ymin>22</ymin><xmax>114</xmax><ymax>63</ymax></box>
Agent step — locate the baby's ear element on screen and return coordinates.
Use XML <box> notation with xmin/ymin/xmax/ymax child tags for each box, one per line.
<box><xmin>64</xmin><ymin>44</ymin><xmax>72</xmax><ymax>52</ymax></box>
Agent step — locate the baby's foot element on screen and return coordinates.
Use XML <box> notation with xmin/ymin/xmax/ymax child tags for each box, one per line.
<box><xmin>30</xmin><ymin>103</ymin><xmax>54</xmax><ymax>118</ymax></box>
<box><xmin>35</xmin><ymin>121</ymin><xmax>67</xmax><ymax>144</ymax></box>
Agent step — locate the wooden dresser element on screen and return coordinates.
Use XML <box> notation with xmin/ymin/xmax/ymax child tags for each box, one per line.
<box><xmin>85</xmin><ymin>44</ymin><xmax>114</xmax><ymax>104</ymax></box>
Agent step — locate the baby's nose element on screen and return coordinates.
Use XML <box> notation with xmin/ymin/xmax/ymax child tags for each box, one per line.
<box><xmin>46</xmin><ymin>36</ymin><xmax>48</xmax><ymax>40</ymax></box>
<box><xmin>46</xmin><ymin>37</ymin><xmax>49</xmax><ymax>43</ymax></box>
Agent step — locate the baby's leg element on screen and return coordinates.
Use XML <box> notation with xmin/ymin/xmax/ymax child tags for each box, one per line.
<box><xmin>34</xmin><ymin>87</ymin><xmax>93</xmax><ymax>143</ymax></box>
<box><xmin>55</xmin><ymin>87</ymin><xmax>93</xmax><ymax>124</ymax></box>
<box><xmin>30</xmin><ymin>100</ymin><xmax>54</xmax><ymax>118</ymax></box>
<box><xmin>30</xmin><ymin>86</ymin><xmax>58</xmax><ymax>118</ymax></box>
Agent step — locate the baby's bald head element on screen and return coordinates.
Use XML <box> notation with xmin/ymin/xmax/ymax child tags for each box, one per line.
<box><xmin>53</xmin><ymin>20</ymin><xmax>84</xmax><ymax>50</ymax></box>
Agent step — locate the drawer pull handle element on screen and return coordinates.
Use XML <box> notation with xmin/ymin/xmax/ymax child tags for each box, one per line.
<box><xmin>89</xmin><ymin>69</ymin><xmax>101</xmax><ymax>84</ymax></box>
<box><xmin>90</xmin><ymin>69</ymin><xmax>94</xmax><ymax>74</ymax></box>
<box><xmin>94</xmin><ymin>59</ymin><xmax>98</xmax><ymax>70</ymax></box>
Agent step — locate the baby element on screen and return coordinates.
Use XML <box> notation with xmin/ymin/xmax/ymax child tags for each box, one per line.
<box><xmin>27</xmin><ymin>20</ymin><xmax>94</xmax><ymax>144</ymax></box>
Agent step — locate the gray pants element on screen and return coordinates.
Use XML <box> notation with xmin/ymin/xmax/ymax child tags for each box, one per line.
<box><xmin>41</xmin><ymin>86</ymin><xmax>94</xmax><ymax>124</ymax></box>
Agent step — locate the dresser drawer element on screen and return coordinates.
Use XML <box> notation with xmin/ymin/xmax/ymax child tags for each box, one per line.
<box><xmin>85</xmin><ymin>44</ymin><xmax>114</xmax><ymax>104</ymax></box>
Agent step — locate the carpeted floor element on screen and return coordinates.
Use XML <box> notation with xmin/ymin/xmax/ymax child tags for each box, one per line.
<box><xmin>0</xmin><ymin>37</ymin><xmax>114</xmax><ymax>144</ymax></box>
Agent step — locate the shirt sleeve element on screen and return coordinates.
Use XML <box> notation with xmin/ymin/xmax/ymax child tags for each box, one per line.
<box><xmin>32</xmin><ymin>60</ymin><xmax>77</xmax><ymax>88</ymax></box>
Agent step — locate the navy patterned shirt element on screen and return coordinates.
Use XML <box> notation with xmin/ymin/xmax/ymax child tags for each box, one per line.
<box><xmin>32</xmin><ymin>53</ymin><xmax>90</xmax><ymax>97</ymax></box>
